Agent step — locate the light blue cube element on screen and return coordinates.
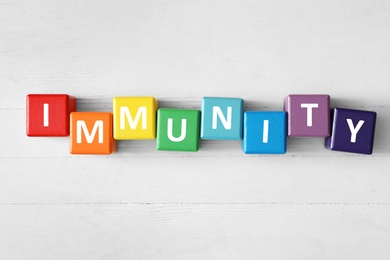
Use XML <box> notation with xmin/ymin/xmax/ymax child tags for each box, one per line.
<box><xmin>242</xmin><ymin>111</ymin><xmax>287</xmax><ymax>154</ymax></box>
<box><xmin>201</xmin><ymin>97</ymin><xmax>243</xmax><ymax>140</ymax></box>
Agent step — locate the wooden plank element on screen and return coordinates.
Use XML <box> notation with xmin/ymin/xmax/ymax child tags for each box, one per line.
<box><xmin>1</xmin><ymin>156</ymin><xmax>389</xmax><ymax>204</ymax></box>
<box><xmin>1</xmin><ymin>0</ymin><xmax>390</xmax><ymax>109</ymax></box>
<box><xmin>0</xmin><ymin>204</ymin><xmax>389</xmax><ymax>259</ymax></box>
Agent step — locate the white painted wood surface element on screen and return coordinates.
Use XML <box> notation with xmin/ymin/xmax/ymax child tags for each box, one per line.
<box><xmin>1</xmin><ymin>0</ymin><xmax>390</xmax><ymax>259</ymax></box>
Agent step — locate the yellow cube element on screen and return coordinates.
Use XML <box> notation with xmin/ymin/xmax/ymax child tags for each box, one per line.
<box><xmin>113</xmin><ymin>97</ymin><xmax>158</xmax><ymax>140</ymax></box>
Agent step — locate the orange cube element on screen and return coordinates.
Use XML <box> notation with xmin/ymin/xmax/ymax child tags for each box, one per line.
<box><xmin>70</xmin><ymin>112</ymin><xmax>116</xmax><ymax>154</ymax></box>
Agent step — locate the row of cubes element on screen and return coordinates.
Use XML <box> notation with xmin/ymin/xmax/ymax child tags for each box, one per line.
<box><xmin>26</xmin><ymin>94</ymin><xmax>377</xmax><ymax>155</ymax></box>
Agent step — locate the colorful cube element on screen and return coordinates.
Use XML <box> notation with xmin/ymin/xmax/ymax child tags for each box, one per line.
<box><xmin>201</xmin><ymin>97</ymin><xmax>243</xmax><ymax>140</ymax></box>
<box><xmin>156</xmin><ymin>109</ymin><xmax>200</xmax><ymax>152</ymax></box>
<box><xmin>284</xmin><ymin>94</ymin><xmax>330</xmax><ymax>137</ymax></box>
<box><xmin>70</xmin><ymin>112</ymin><xmax>116</xmax><ymax>154</ymax></box>
<box><xmin>113</xmin><ymin>96</ymin><xmax>157</xmax><ymax>140</ymax></box>
<box><xmin>26</xmin><ymin>94</ymin><xmax>76</xmax><ymax>136</ymax></box>
<box><xmin>242</xmin><ymin>111</ymin><xmax>287</xmax><ymax>154</ymax></box>
<box><xmin>325</xmin><ymin>108</ymin><xmax>376</xmax><ymax>154</ymax></box>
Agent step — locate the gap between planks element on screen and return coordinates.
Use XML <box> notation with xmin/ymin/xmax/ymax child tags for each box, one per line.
<box><xmin>0</xmin><ymin>202</ymin><xmax>390</xmax><ymax>206</ymax></box>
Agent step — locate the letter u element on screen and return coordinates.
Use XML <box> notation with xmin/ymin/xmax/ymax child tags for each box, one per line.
<box><xmin>167</xmin><ymin>118</ymin><xmax>187</xmax><ymax>142</ymax></box>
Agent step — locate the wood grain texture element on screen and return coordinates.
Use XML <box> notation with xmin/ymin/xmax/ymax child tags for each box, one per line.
<box><xmin>1</xmin><ymin>0</ymin><xmax>390</xmax><ymax>259</ymax></box>
<box><xmin>1</xmin><ymin>204</ymin><xmax>390</xmax><ymax>259</ymax></box>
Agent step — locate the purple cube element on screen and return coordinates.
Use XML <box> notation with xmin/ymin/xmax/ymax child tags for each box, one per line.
<box><xmin>284</xmin><ymin>94</ymin><xmax>330</xmax><ymax>137</ymax></box>
<box><xmin>325</xmin><ymin>108</ymin><xmax>376</xmax><ymax>155</ymax></box>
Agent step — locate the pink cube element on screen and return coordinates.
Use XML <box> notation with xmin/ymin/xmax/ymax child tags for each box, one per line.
<box><xmin>284</xmin><ymin>94</ymin><xmax>330</xmax><ymax>137</ymax></box>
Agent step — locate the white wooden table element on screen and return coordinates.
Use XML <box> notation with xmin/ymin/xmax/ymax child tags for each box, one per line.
<box><xmin>1</xmin><ymin>1</ymin><xmax>390</xmax><ymax>259</ymax></box>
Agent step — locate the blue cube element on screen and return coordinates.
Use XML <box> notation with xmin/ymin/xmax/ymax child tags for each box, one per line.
<box><xmin>201</xmin><ymin>97</ymin><xmax>243</xmax><ymax>140</ymax></box>
<box><xmin>243</xmin><ymin>111</ymin><xmax>287</xmax><ymax>154</ymax></box>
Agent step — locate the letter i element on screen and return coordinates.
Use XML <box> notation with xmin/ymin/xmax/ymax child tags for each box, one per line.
<box><xmin>43</xmin><ymin>103</ymin><xmax>49</xmax><ymax>127</ymax></box>
<box><xmin>263</xmin><ymin>120</ymin><xmax>269</xmax><ymax>143</ymax></box>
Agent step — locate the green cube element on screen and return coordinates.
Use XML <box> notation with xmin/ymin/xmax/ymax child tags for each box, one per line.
<box><xmin>156</xmin><ymin>108</ymin><xmax>200</xmax><ymax>152</ymax></box>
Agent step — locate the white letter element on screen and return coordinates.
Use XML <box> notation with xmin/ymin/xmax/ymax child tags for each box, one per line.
<box><xmin>167</xmin><ymin>118</ymin><xmax>186</xmax><ymax>142</ymax></box>
<box><xmin>347</xmin><ymin>119</ymin><xmax>364</xmax><ymax>143</ymax></box>
<box><xmin>43</xmin><ymin>103</ymin><xmax>49</xmax><ymax>127</ymax></box>
<box><xmin>120</xmin><ymin>106</ymin><xmax>147</xmax><ymax>130</ymax></box>
<box><xmin>263</xmin><ymin>120</ymin><xmax>269</xmax><ymax>143</ymax></box>
<box><xmin>300</xmin><ymin>103</ymin><xmax>319</xmax><ymax>127</ymax></box>
<box><xmin>77</xmin><ymin>120</ymin><xmax>104</xmax><ymax>144</ymax></box>
<box><xmin>212</xmin><ymin>106</ymin><xmax>232</xmax><ymax>130</ymax></box>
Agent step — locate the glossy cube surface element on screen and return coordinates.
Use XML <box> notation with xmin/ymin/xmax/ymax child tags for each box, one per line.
<box><xmin>325</xmin><ymin>108</ymin><xmax>376</xmax><ymax>154</ymax></box>
<box><xmin>26</xmin><ymin>94</ymin><xmax>76</xmax><ymax>136</ymax></box>
<box><xmin>157</xmin><ymin>109</ymin><xmax>200</xmax><ymax>152</ymax></box>
<box><xmin>284</xmin><ymin>94</ymin><xmax>330</xmax><ymax>137</ymax></box>
<box><xmin>70</xmin><ymin>112</ymin><xmax>116</xmax><ymax>154</ymax></box>
<box><xmin>201</xmin><ymin>97</ymin><xmax>243</xmax><ymax>140</ymax></box>
<box><xmin>113</xmin><ymin>96</ymin><xmax>157</xmax><ymax>140</ymax></box>
<box><xmin>243</xmin><ymin>111</ymin><xmax>287</xmax><ymax>154</ymax></box>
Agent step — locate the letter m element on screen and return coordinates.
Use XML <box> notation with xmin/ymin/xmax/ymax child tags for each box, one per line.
<box><xmin>77</xmin><ymin>120</ymin><xmax>104</xmax><ymax>143</ymax></box>
<box><xmin>120</xmin><ymin>106</ymin><xmax>147</xmax><ymax>130</ymax></box>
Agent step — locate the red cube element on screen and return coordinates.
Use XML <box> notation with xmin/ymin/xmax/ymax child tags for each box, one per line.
<box><xmin>26</xmin><ymin>94</ymin><xmax>76</xmax><ymax>136</ymax></box>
